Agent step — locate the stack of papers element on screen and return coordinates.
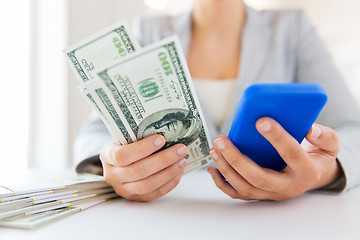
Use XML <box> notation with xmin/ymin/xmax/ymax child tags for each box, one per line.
<box><xmin>0</xmin><ymin>174</ymin><xmax>118</xmax><ymax>229</ymax></box>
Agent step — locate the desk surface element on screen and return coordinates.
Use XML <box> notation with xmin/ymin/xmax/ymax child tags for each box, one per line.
<box><xmin>1</xmin><ymin>170</ymin><xmax>360</xmax><ymax>240</ymax></box>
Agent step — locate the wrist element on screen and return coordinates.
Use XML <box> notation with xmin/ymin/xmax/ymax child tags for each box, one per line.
<box><xmin>312</xmin><ymin>158</ymin><xmax>344</xmax><ymax>191</ymax></box>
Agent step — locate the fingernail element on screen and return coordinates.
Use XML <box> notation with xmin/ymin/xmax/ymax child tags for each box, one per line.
<box><xmin>154</xmin><ymin>136</ymin><xmax>165</xmax><ymax>147</ymax></box>
<box><xmin>179</xmin><ymin>159</ymin><xmax>186</xmax><ymax>168</ymax></box>
<box><xmin>311</xmin><ymin>125</ymin><xmax>321</xmax><ymax>138</ymax></box>
<box><xmin>214</xmin><ymin>138</ymin><xmax>225</xmax><ymax>150</ymax></box>
<box><xmin>208</xmin><ymin>169</ymin><xmax>215</xmax><ymax>178</ymax></box>
<box><xmin>177</xmin><ymin>145</ymin><xmax>187</xmax><ymax>156</ymax></box>
<box><xmin>210</xmin><ymin>149</ymin><xmax>219</xmax><ymax>161</ymax></box>
<box><xmin>259</xmin><ymin>119</ymin><xmax>272</xmax><ymax>132</ymax></box>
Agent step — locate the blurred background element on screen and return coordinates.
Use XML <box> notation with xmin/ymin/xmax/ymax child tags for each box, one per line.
<box><xmin>0</xmin><ymin>0</ymin><xmax>359</xmax><ymax>176</ymax></box>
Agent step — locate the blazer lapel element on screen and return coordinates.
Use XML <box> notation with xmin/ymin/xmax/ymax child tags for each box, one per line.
<box><xmin>171</xmin><ymin>11</ymin><xmax>192</xmax><ymax>58</ymax></box>
<box><xmin>170</xmin><ymin>11</ymin><xmax>220</xmax><ymax>140</ymax></box>
<box><xmin>169</xmin><ymin>6</ymin><xmax>273</xmax><ymax>137</ymax></box>
<box><xmin>221</xmin><ymin>6</ymin><xmax>273</xmax><ymax>135</ymax></box>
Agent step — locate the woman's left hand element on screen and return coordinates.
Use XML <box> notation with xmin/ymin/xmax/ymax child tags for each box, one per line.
<box><xmin>208</xmin><ymin>117</ymin><xmax>341</xmax><ymax>201</ymax></box>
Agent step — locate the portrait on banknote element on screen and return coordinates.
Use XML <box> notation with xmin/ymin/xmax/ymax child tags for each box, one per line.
<box><xmin>138</xmin><ymin>109</ymin><xmax>200</xmax><ymax>148</ymax></box>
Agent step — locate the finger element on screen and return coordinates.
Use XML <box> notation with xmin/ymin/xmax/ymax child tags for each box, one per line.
<box><xmin>122</xmin><ymin>159</ymin><xmax>186</xmax><ymax>195</ymax></box>
<box><xmin>210</xmin><ymin>147</ymin><xmax>282</xmax><ymax>199</ymax></box>
<box><xmin>115</xmin><ymin>144</ymin><xmax>187</xmax><ymax>182</ymax></box>
<box><xmin>256</xmin><ymin>117</ymin><xmax>310</xmax><ymax>170</ymax></box>
<box><xmin>131</xmin><ymin>170</ymin><xmax>184</xmax><ymax>202</ymax></box>
<box><xmin>102</xmin><ymin>165</ymin><xmax>136</xmax><ymax>199</ymax></box>
<box><xmin>305</xmin><ymin>123</ymin><xmax>339</xmax><ymax>156</ymax></box>
<box><xmin>102</xmin><ymin>163</ymin><xmax>116</xmax><ymax>186</ymax></box>
<box><xmin>212</xmin><ymin>136</ymin><xmax>289</xmax><ymax>193</ymax></box>
<box><xmin>207</xmin><ymin>167</ymin><xmax>253</xmax><ymax>201</ymax></box>
<box><xmin>101</xmin><ymin>135</ymin><xmax>166</xmax><ymax>167</ymax></box>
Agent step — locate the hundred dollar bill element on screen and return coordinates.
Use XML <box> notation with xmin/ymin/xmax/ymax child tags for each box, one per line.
<box><xmin>0</xmin><ymin>193</ymin><xmax>118</xmax><ymax>229</ymax></box>
<box><xmin>64</xmin><ymin>20</ymin><xmax>140</xmax><ymax>144</ymax></box>
<box><xmin>0</xmin><ymin>187</ymin><xmax>114</xmax><ymax>213</ymax></box>
<box><xmin>0</xmin><ymin>191</ymin><xmax>117</xmax><ymax>221</ymax></box>
<box><xmin>0</xmin><ymin>190</ymin><xmax>77</xmax><ymax>212</ymax></box>
<box><xmin>79</xmin><ymin>83</ymin><xmax>134</xmax><ymax>144</ymax></box>
<box><xmin>89</xmin><ymin>36</ymin><xmax>213</xmax><ymax>173</ymax></box>
<box><xmin>0</xmin><ymin>173</ymin><xmax>107</xmax><ymax>199</ymax></box>
<box><xmin>80</xmin><ymin>81</ymin><xmax>137</xmax><ymax>144</ymax></box>
<box><xmin>0</xmin><ymin>200</ymin><xmax>63</xmax><ymax>220</ymax></box>
<box><xmin>0</xmin><ymin>206</ymin><xmax>79</xmax><ymax>229</ymax></box>
<box><xmin>64</xmin><ymin>20</ymin><xmax>140</xmax><ymax>83</ymax></box>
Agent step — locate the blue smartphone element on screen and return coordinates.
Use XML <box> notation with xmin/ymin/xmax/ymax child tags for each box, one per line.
<box><xmin>228</xmin><ymin>83</ymin><xmax>327</xmax><ymax>171</ymax></box>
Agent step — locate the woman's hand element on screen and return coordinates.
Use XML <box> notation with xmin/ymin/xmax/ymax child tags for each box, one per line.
<box><xmin>100</xmin><ymin>134</ymin><xmax>187</xmax><ymax>202</ymax></box>
<box><xmin>208</xmin><ymin>117</ymin><xmax>341</xmax><ymax>201</ymax></box>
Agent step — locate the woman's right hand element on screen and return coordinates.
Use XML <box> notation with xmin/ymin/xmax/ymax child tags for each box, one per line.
<box><xmin>100</xmin><ymin>134</ymin><xmax>187</xmax><ymax>202</ymax></box>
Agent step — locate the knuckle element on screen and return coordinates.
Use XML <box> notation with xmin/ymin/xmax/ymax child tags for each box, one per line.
<box><xmin>214</xmin><ymin>178</ymin><xmax>227</xmax><ymax>190</ymax></box>
<box><xmin>219</xmin><ymin>168</ymin><xmax>231</xmax><ymax>178</ymax></box>
<box><xmin>100</xmin><ymin>143</ymin><xmax>115</xmax><ymax>163</ymax></box>
<box><xmin>252</xmin><ymin>175</ymin><xmax>269</xmax><ymax>190</ymax></box>
<box><xmin>157</xmin><ymin>188</ymin><xmax>169</xmax><ymax>199</ymax></box>
<box><xmin>284</xmin><ymin>147</ymin><xmax>303</xmax><ymax>160</ymax></box>
<box><xmin>286</xmin><ymin>185</ymin><xmax>305</xmax><ymax>198</ymax></box>
<box><xmin>229</xmin><ymin>192</ymin><xmax>240</xmax><ymax>200</ymax></box>
<box><xmin>328</xmin><ymin>129</ymin><xmax>339</xmax><ymax>144</ymax></box>
<box><xmin>114</xmin><ymin>147</ymin><xmax>127</xmax><ymax>165</ymax></box>
<box><xmin>135</xmin><ymin>181</ymin><xmax>153</xmax><ymax>195</ymax></box>
<box><xmin>113</xmin><ymin>186</ymin><xmax>131</xmax><ymax>199</ymax></box>
<box><xmin>127</xmin><ymin>164</ymin><xmax>146</xmax><ymax>179</ymax></box>
<box><xmin>168</xmin><ymin>173</ymin><xmax>181</xmax><ymax>188</ymax></box>
<box><xmin>102</xmin><ymin>168</ymin><xmax>113</xmax><ymax>184</ymax></box>
<box><xmin>240</xmin><ymin>186</ymin><xmax>256</xmax><ymax>199</ymax></box>
<box><xmin>157</xmin><ymin>183</ymin><xmax>174</xmax><ymax>198</ymax></box>
<box><xmin>129</xmin><ymin>193</ymin><xmax>150</xmax><ymax>202</ymax></box>
<box><xmin>103</xmin><ymin>173</ymin><xmax>112</xmax><ymax>184</ymax></box>
<box><xmin>157</xmin><ymin>151</ymin><xmax>173</xmax><ymax>167</ymax></box>
<box><xmin>114</xmin><ymin>167</ymin><xmax>127</xmax><ymax>182</ymax></box>
<box><xmin>227</xmin><ymin>154</ymin><xmax>239</xmax><ymax>167</ymax></box>
<box><xmin>272</xmin><ymin>128</ymin><xmax>286</xmax><ymax>143</ymax></box>
<box><xmin>244</xmin><ymin>191</ymin><xmax>256</xmax><ymax>200</ymax></box>
<box><xmin>162</xmin><ymin>166</ymin><xmax>179</xmax><ymax>182</ymax></box>
<box><xmin>114</xmin><ymin>188</ymin><xmax>124</xmax><ymax>197</ymax></box>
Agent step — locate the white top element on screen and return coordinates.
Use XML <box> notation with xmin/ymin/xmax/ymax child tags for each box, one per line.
<box><xmin>193</xmin><ymin>78</ymin><xmax>237</xmax><ymax>128</ymax></box>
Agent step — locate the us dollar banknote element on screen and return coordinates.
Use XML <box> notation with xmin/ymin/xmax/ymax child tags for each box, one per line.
<box><xmin>0</xmin><ymin>193</ymin><xmax>118</xmax><ymax>229</ymax></box>
<box><xmin>64</xmin><ymin>20</ymin><xmax>140</xmax><ymax>143</ymax></box>
<box><xmin>64</xmin><ymin>20</ymin><xmax>213</xmax><ymax>173</ymax></box>
<box><xmin>85</xmin><ymin>36</ymin><xmax>213</xmax><ymax>173</ymax></box>
<box><xmin>64</xmin><ymin>20</ymin><xmax>140</xmax><ymax>83</ymax></box>
<box><xmin>79</xmin><ymin>84</ymin><xmax>134</xmax><ymax>144</ymax></box>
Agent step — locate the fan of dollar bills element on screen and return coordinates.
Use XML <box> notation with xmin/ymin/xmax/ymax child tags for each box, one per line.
<box><xmin>0</xmin><ymin>174</ymin><xmax>118</xmax><ymax>229</ymax></box>
<box><xmin>0</xmin><ymin>19</ymin><xmax>213</xmax><ymax>229</ymax></box>
<box><xmin>64</xmin><ymin>20</ymin><xmax>213</xmax><ymax>173</ymax></box>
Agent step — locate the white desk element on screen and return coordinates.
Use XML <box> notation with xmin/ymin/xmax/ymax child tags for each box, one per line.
<box><xmin>1</xmin><ymin>170</ymin><xmax>360</xmax><ymax>240</ymax></box>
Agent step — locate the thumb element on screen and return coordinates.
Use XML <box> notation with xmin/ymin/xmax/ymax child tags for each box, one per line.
<box><xmin>305</xmin><ymin>123</ymin><xmax>340</xmax><ymax>157</ymax></box>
